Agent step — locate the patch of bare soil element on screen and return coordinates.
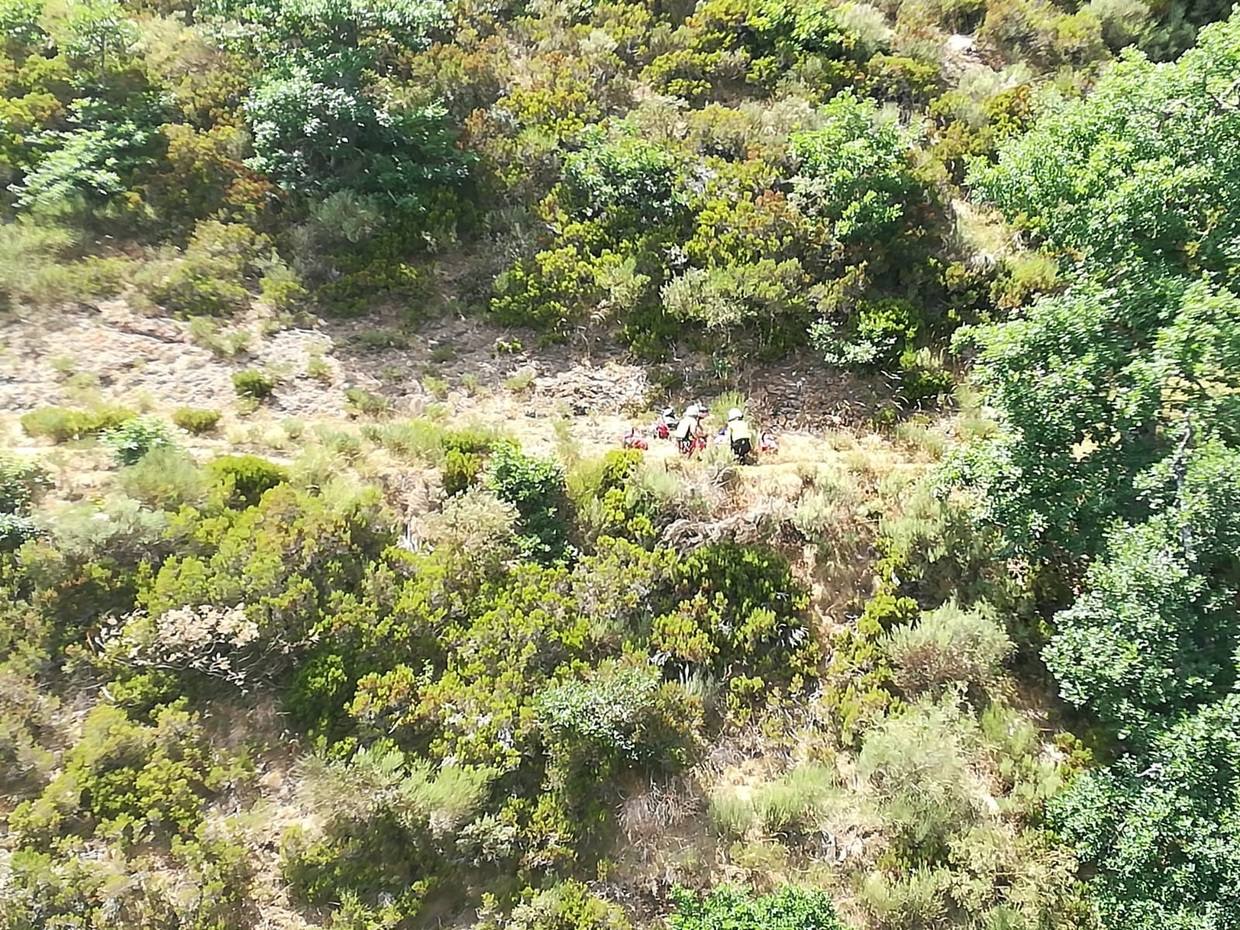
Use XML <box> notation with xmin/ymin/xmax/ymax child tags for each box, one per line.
<box><xmin>0</xmin><ymin>299</ymin><xmax>897</xmax><ymax>439</ymax></box>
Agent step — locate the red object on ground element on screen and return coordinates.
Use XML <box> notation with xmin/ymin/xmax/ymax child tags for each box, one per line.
<box><xmin>678</xmin><ymin>435</ymin><xmax>707</xmax><ymax>457</ymax></box>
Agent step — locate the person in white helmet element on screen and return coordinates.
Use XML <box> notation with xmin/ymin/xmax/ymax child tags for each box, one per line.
<box><xmin>653</xmin><ymin>406</ymin><xmax>678</xmax><ymax>439</ymax></box>
<box><xmin>725</xmin><ymin>407</ymin><xmax>754</xmax><ymax>462</ymax></box>
<box><xmin>674</xmin><ymin>403</ymin><xmax>706</xmax><ymax>455</ymax></box>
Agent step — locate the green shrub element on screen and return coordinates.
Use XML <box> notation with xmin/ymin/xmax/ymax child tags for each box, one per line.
<box><xmin>654</xmin><ymin>543</ymin><xmax>817</xmax><ymax>684</ymax></box>
<box><xmin>190</xmin><ymin>317</ymin><xmax>252</xmax><ymax>357</ymax></box>
<box><xmin>172</xmin><ymin>407</ymin><xmax>222</xmax><ymax>434</ymax></box>
<box><xmin>46</xmin><ymin>495</ymin><xmax>170</xmax><ymax>567</ymax></box>
<box><xmin>8</xmin><ymin>704</ymin><xmax>230</xmax><ymax>846</ymax></box>
<box><xmin>119</xmin><ymin>448</ymin><xmax>207</xmax><ymax>510</ymax></box>
<box><xmin>137</xmin><ymin>220</ymin><xmax>269</xmax><ymax>316</ymax></box>
<box><xmin>443</xmin><ymin>428</ymin><xmax>500</xmax><ymax>457</ymax></box>
<box><xmin>897</xmin><ymin>348</ymin><xmax>955</xmax><ymax>405</ymax></box>
<box><xmin>419</xmin><ymin>488</ymin><xmax>521</xmax><ymax>576</ymax></box>
<box><xmin>343</xmin><ymin>386</ymin><xmax>389</xmax><ymax>416</ymax></box>
<box><xmin>753</xmin><ymin>764</ymin><xmax>838</xmax><ymax>835</ymax></box>
<box><xmin>538</xmin><ymin>662</ymin><xmax>700</xmax><ymax>779</ymax></box>
<box><xmin>492</xmin><ymin>881</ymin><xmax>633</xmax><ymax>930</ymax></box>
<box><xmin>821</xmin><ymin>589</ymin><xmax>916</xmax><ymax>744</ymax></box>
<box><xmin>504</xmin><ymin>368</ymin><xmax>535</xmax><ymax>394</ymax></box>
<box><xmin>259</xmin><ymin>259</ymin><xmax>309</xmax><ymax>311</ymax></box>
<box><xmin>859</xmin><ymin>867</ymin><xmax>953</xmax><ymax>930</ymax></box>
<box><xmin>443</xmin><ymin>447</ymin><xmax>484</xmax><ymax>495</ymax></box>
<box><xmin>485</xmin><ymin>443</ymin><xmax>571</xmax><ymax>563</ymax></box>
<box><xmin>858</xmin><ymin>698</ymin><xmax>978</xmax><ymax>856</ymax></box>
<box><xmin>884</xmin><ymin>601</ymin><xmax>1014</xmax><ymax>696</ymax></box>
<box><xmin>281</xmin><ymin>745</ymin><xmax>493</xmax><ymax>924</ymax></box>
<box><xmin>102</xmin><ymin>416</ymin><xmax>174</xmax><ymax>466</ymax></box>
<box><xmin>669</xmin><ymin>885</ymin><xmax>846</xmax><ymax>930</ymax></box>
<box><xmin>232</xmin><ymin>369</ymin><xmax>278</xmax><ymax>400</ymax></box>
<box><xmin>422</xmin><ymin>374</ymin><xmax>449</xmax><ymax>398</ymax></box>
<box><xmin>207</xmin><ymin>454</ymin><xmax>290</xmax><ymax>508</ymax></box>
<box><xmin>20</xmin><ymin>405</ymin><xmax>135</xmax><ymax>443</ymax></box>
<box><xmin>864</xmin><ymin>54</ymin><xmax>945</xmax><ymax>107</ymax></box>
<box><xmin>351</xmin><ymin>327</ymin><xmax>408</xmax><ymax>351</ymax></box>
<box><xmin>306</xmin><ymin>354</ymin><xmax>333</xmax><ymax>383</ymax></box>
<box><xmin>0</xmin><ymin>455</ymin><xmax>51</xmax><ymax>515</ymax></box>
<box><xmin>0</xmin><ymin>513</ymin><xmax>40</xmax><ymax>551</ymax></box>
<box><xmin>708</xmin><ymin>390</ymin><xmax>748</xmax><ymax>425</ymax></box>
<box><xmin>0</xmin><ymin>219</ymin><xmax>76</xmax><ymax>307</ymax></box>
<box><xmin>812</xmin><ymin>299</ymin><xmax>919</xmax><ymax>372</ymax></box>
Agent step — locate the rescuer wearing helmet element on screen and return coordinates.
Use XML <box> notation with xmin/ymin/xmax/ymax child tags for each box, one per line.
<box><xmin>726</xmin><ymin>407</ymin><xmax>754</xmax><ymax>463</ymax></box>
<box><xmin>674</xmin><ymin>403</ymin><xmax>706</xmax><ymax>455</ymax></box>
<box><xmin>653</xmin><ymin>406</ymin><xmax>678</xmax><ymax>439</ymax></box>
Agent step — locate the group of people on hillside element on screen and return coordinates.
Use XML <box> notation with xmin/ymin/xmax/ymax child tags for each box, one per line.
<box><xmin>633</xmin><ymin>403</ymin><xmax>769</xmax><ymax>463</ymax></box>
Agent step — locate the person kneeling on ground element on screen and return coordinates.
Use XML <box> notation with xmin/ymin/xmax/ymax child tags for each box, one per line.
<box><xmin>675</xmin><ymin>403</ymin><xmax>706</xmax><ymax>455</ymax></box>
<box><xmin>653</xmin><ymin>406</ymin><xmax>677</xmax><ymax>439</ymax></box>
<box><xmin>726</xmin><ymin>407</ymin><xmax>754</xmax><ymax>463</ymax></box>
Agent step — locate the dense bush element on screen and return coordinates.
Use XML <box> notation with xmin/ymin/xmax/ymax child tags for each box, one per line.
<box><xmin>102</xmin><ymin>416</ymin><xmax>174</xmax><ymax>465</ymax></box>
<box><xmin>118</xmin><ymin>447</ymin><xmax>208</xmax><ymax>510</ymax></box>
<box><xmin>970</xmin><ymin>21</ymin><xmax>1240</xmax><ymax>281</ymax></box>
<box><xmin>0</xmin><ymin>454</ymin><xmax>51</xmax><ymax>515</ymax></box>
<box><xmin>668</xmin><ymin>885</ymin><xmax>846</xmax><ymax>930</ymax></box>
<box><xmin>137</xmin><ymin>220</ymin><xmax>271</xmax><ymax>316</ymax></box>
<box><xmin>172</xmin><ymin>406</ymin><xmax>222</xmax><ymax>434</ymax></box>
<box><xmin>485</xmin><ymin>443</ymin><xmax>572</xmax><ymax>563</ymax></box>
<box><xmin>884</xmin><ymin>601</ymin><xmax>1013</xmax><ymax>696</ymax></box>
<box><xmin>483</xmin><ymin>881</ymin><xmax>632</xmax><ymax>930</ymax></box>
<box><xmin>231</xmin><ymin>368</ymin><xmax>277</xmax><ymax>400</ymax></box>
<box><xmin>538</xmin><ymin>661</ymin><xmax>700</xmax><ymax>778</ymax></box>
<box><xmin>790</xmin><ymin>93</ymin><xmax>926</xmax><ymax>254</ymax></box>
<box><xmin>20</xmin><ymin>405</ymin><xmax>135</xmax><ymax>442</ymax></box>
<box><xmin>205</xmin><ymin>454</ymin><xmax>290</xmax><ymax>507</ymax></box>
<box><xmin>245</xmin><ymin>73</ymin><xmax>469</xmax><ymax>215</ymax></box>
<box><xmin>0</xmin><ymin>513</ymin><xmax>39</xmax><ymax>551</ymax></box>
<box><xmin>9</xmin><ymin>704</ymin><xmax>238</xmax><ymax>846</ymax></box>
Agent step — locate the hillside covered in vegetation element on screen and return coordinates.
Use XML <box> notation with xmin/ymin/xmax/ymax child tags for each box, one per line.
<box><xmin>1</xmin><ymin>0</ymin><xmax>1239</xmax><ymax>927</ymax></box>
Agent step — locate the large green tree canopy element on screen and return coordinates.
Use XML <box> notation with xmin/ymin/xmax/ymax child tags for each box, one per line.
<box><xmin>961</xmin><ymin>12</ymin><xmax>1240</xmax><ymax>928</ymax></box>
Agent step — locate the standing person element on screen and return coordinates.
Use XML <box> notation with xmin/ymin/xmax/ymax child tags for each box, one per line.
<box><xmin>675</xmin><ymin>403</ymin><xmax>706</xmax><ymax>456</ymax></box>
<box><xmin>726</xmin><ymin>407</ymin><xmax>754</xmax><ymax>463</ymax></box>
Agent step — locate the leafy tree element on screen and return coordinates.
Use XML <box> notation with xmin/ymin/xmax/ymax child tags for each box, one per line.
<box><xmin>561</xmin><ymin>136</ymin><xmax>688</xmax><ymax>234</ymax></box>
<box><xmin>13</xmin><ymin>104</ymin><xmax>159</xmax><ymax>212</ymax></box>
<box><xmin>957</xmin><ymin>13</ymin><xmax>1240</xmax><ymax>925</ymax></box>
<box><xmin>1052</xmin><ymin>694</ymin><xmax>1240</xmax><ymax>930</ymax></box>
<box><xmin>53</xmin><ymin>0</ymin><xmax>139</xmax><ymax>77</ymax></box>
<box><xmin>970</xmin><ymin>19</ymin><xmax>1240</xmax><ymax>283</ymax></box>
<box><xmin>790</xmin><ymin>91</ymin><xmax>927</xmax><ymax>253</ymax></box>
<box><xmin>204</xmin><ymin>0</ymin><xmax>448</xmax><ymax>73</ymax></box>
<box><xmin>1043</xmin><ymin>443</ymin><xmax>1240</xmax><ymax>741</ymax></box>
<box><xmin>244</xmin><ymin>67</ymin><xmax>468</xmax><ymax>211</ymax></box>
<box><xmin>485</xmin><ymin>443</ymin><xmax>572</xmax><ymax>564</ymax></box>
